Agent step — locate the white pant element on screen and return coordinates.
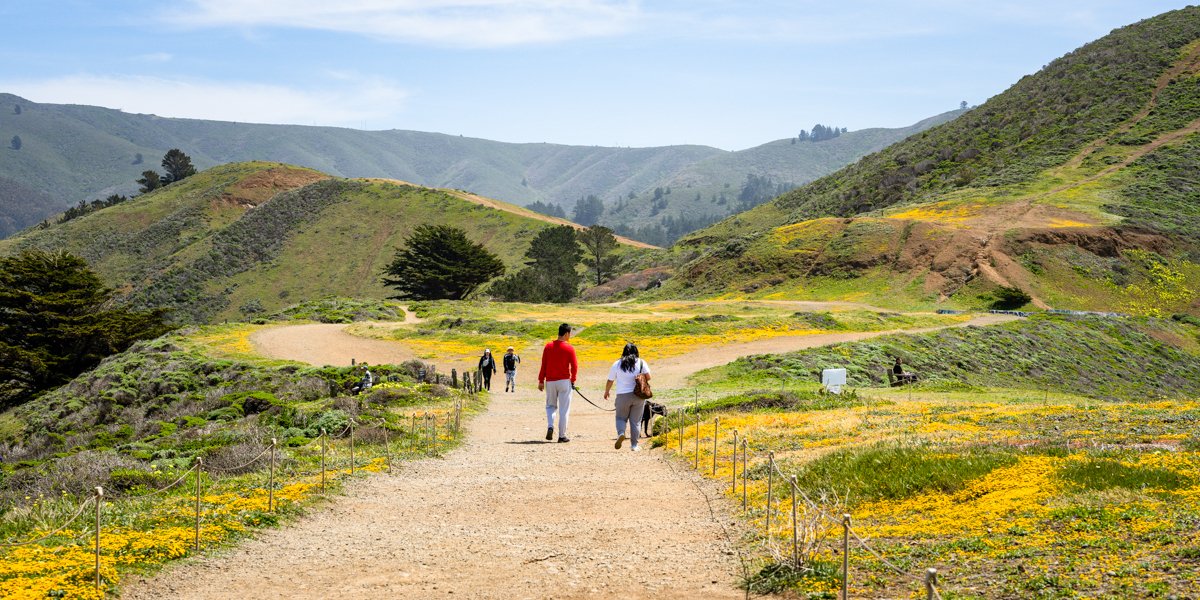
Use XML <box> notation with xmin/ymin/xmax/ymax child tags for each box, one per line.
<box><xmin>544</xmin><ymin>379</ymin><xmax>573</xmax><ymax>436</ymax></box>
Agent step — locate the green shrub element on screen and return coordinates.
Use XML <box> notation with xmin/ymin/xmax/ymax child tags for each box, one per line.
<box><xmin>1059</xmin><ymin>457</ymin><xmax>1190</xmax><ymax>495</ymax></box>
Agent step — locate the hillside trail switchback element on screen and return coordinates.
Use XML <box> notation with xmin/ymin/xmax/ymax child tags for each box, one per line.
<box><xmin>123</xmin><ymin>312</ymin><xmax>1012</xmax><ymax>599</ymax></box>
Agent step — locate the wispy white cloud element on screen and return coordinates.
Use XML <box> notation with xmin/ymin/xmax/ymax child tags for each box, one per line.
<box><xmin>167</xmin><ymin>0</ymin><xmax>641</xmax><ymax>47</ymax></box>
<box><xmin>1</xmin><ymin>74</ymin><xmax>409</xmax><ymax>127</ymax></box>
<box><xmin>132</xmin><ymin>52</ymin><xmax>174</xmax><ymax>63</ymax></box>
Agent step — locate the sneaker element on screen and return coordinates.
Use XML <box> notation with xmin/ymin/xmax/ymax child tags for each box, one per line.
<box><xmin>545</xmin><ymin>427</ymin><xmax>554</xmax><ymax>441</ymax></box>
<box><xmin>615</xmin><ymin>434</ymin><xmax>626</xmax><ymax>450</ymax></box>
<box><xmin>558</xmin><ymin>436</ymin><xmax>571</xmax><ymax>443</ymax></box>
<box><xmin>631</xmin><ymin>445</ymin><xmax>642</xmax><ymax>452</ymax></box>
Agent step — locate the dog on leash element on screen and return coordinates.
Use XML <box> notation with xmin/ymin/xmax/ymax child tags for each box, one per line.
<box><xmin>641</xmin><ymin>401</ymin><xmax>667</xmax><ymax>437</ymax></box>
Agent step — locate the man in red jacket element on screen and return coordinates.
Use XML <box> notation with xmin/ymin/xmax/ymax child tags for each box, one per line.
<box><xmin>538</xmin><ymin>322</ymin><xmax>578</xmax><ymax>443</ymax></box>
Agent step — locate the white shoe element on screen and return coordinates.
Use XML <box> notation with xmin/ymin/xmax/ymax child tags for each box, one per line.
<box><xmin>631</xmin><ymin>445</ymin><xmax>642</xmax><ymax>452</ymax></box>
<box><xmin>615</xmin><ymin>434</ymin><xmax>626</xmax><ymax>450</ymax></box>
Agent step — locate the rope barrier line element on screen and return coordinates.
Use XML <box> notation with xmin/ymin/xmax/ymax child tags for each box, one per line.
<box><xmin>118</xmin><ymin>464</ymin><xmax>199</xmax><ymax>499</ymax></box>
<box><xmin>203</xmin><ymin>445</ymin><xmax>273</xmax><ymax>473</ymax></box>
<box><xmin>0</xmin><ymin>495</ymin><xmax>94</xmax><ymax>548</ymax></box>
<box><xmin>847</xmin><ymin>524</ymin><xmax>923</xmax><ymax>585</ymax></box>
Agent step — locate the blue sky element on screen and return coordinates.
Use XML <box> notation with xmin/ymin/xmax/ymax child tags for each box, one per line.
<box><xmin>0</xmin><ymin>1</ymin><xmax>1191</xmax><ymax>150</ymax></box>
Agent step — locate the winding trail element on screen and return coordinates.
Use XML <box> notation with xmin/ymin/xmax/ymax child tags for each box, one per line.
<box><xmin>123</xmin><ymin>313</ymin><xmax>1012</xmax><ymax>599</ymax></box>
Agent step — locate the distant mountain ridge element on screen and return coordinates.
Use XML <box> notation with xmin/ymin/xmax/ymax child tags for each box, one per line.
<box><xmin>0</xmin><ymin>93</ymin><xmax>960</xmax><ymax>240</ymax></box>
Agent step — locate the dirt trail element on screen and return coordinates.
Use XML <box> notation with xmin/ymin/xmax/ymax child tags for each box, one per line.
<box><xmin>124</xmin><ymin>313</ymin><xmax>1013</xmax><ymax>599</ymax></box>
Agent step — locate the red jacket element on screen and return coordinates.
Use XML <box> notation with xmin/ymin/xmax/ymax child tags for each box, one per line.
<box><xmin>538</xmin><ymin>340</ymin><xmax>578</xmax><ymax>384</ymax></box>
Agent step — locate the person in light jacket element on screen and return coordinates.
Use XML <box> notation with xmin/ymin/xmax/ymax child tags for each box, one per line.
<box><xmin>604</xmin><ymin>343</ymin><xmax>651</xmax><ymax>452</ymax></box>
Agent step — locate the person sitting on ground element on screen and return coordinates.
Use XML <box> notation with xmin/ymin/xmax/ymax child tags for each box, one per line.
<box><xmin>605</xmin><ymin>342</ymin><xmax>652</xmax><ymax>452</ymax></box>
<box><xmin>893</xmin><ymin>357</ymin><xmax>916</xmax><ymax>384</ymax></box>
<box><xmin>351</xmin><ymin>364</ymin><xmax>374</xmax><ymax>394</ymax></box>
<box><xmin>503</xmin><ymin>346</ymin><xmax>521</xmax><ymax>393</ymax></box>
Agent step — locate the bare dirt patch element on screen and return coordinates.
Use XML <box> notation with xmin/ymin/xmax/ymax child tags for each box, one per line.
<box><xmin>218</xmin><ymin>166</ymin><xmax>329</xmax><ymax>208</ymax></box>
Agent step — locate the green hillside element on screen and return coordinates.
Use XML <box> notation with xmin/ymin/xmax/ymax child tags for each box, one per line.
<box><xmin>0</xmin><ymin>161</ymin><xmax>645</xmax><ymax>323</ymax></box>
<box><xmin>0</xmin><ymin>92</ymin><xmax>957</xmax><ymax>242</ymax></box>
<box><xmin>661</xmin><ymin>7</ymin><xmax>1200</xmax><ymax>316</ymax></box>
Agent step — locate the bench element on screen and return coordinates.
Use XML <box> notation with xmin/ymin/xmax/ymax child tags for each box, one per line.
<box><xmin>886</xmin><ymin>369</ymin><xmax>918</xmax><ymax>387</ymax></box>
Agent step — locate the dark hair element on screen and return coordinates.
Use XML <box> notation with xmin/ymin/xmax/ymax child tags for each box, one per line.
<box><xmin>558</xmin><ymin>323</ymin><xmax>571</xmax><ymax>337</ymax></box>
<box><xmin>620</xmin><ymin>343</ymin><xmax>640</xmax><ymax>373</ymax></box>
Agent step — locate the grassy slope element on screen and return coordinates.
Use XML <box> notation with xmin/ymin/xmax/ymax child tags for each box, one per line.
<box><xmin>0</xmin><ymin>161</ymin><xmax>646</xmax><ymax>323</ymax></box>
<box><xmin>700</xmin><ymin>314</ymin><xmax>1200</xmax><ymax>401</ymax></box>
<box><xmin>661</xmin><ymin>7</ymin><xmax>1200</xmax><ymax>314</ymax></box>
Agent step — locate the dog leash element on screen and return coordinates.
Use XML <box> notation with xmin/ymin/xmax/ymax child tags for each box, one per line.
<box><xmin>572</xmin><ymin>386</ymin><xmax>615</xmax><ymax>412</ymax></box>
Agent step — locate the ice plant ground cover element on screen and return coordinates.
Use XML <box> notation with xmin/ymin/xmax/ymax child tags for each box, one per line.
<box><xmin>659</xmin><ymin>386</ymin><xmax>1200</xmax><ymax>598</ymax></box>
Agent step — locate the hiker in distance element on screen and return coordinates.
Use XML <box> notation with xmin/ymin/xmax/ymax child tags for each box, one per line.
<box><xmin>538</xmin><ymin>323</ymin><xmax>578</xmax><ymax>443</ymax></box>
<box><xmin>478</xmin><ymin>349</ymin><xmax>497</xmax><ymax>391</ymax></box>
<box><xmin>605</xmin><ymin>343</ymin><xmax>652</xmax><ymax>452</ymax></box>
<box><xmin>503</xmin><ymin>346</ymin><xmax>521</xmax><ymax>393</ymax></box>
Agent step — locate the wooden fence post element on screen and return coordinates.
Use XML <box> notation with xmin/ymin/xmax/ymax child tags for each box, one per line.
<box><xmin>842</xmin><ymin>514</ymin><xmax>851</xmax><ymax>600</ymax></box>
<box><xmin>194</xmin><ymin>457</ymin><xmax>203</xmax><ymax>552</ymax></box>
<box><xmin>268</xmin><ymin>438</ymin><xmax>277</xmax><ymax>511</ymax></box>
<box><xmin>712</xmin><ymin>417</ymin><xmax>719</xmax><ymax>475</ymax></box>
<box><xmin>766</xmin><ymin>452</ymin><xmax>774</xmax><ymax>536</ymax></box>
<box><xmin>320</xmin><ymin>429</ymin><xmax>327</xmax><ymax>493</ymax></box>
<box><xmin>925</xmin><ymin>568</ymin><xmax>938</xmax><ymax>600</ymax></box>
<box><xmin>349</xmin><ymin>422</ymin><xmax>356</xmax><ymax>476</ymax></box>
<box><xmin>95</xmin><ymin>486</ymin><xmax>103</xmax><ymax>590</ymax></box>
<box><xmin>790</xmin><ymin>476</ymin><xmax>798</xmax><ymax>568</ymax></box>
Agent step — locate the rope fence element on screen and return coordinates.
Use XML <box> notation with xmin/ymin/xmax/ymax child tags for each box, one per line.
<box><xmin>0</xmin><ymin>399</ymin><xmax>469</xmax><ymax>593</ymax></box>
<box><xmin>668</xmin><ymin>411</ymin><xmax>948</xmax><ymax>600</ymax></box>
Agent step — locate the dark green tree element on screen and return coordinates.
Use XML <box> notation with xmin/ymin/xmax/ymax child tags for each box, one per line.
<box><xmin>160</xmin><ymin>148</ymin><xmax>197</xmax><ymax>184</ymax></box>
<box><xmin>572</xmin><ymin>194</ymin><xmax>605</xmax><ymax>226</ymax></box>
<box><xmin>9</xmin><ymin>135</ymin><xmax>20</xmax><ymax>150</ymax></box>
<box><xmin>13</xmin><ymin>104</ymin><xmax>21</xmax><ymax>115</ymax></box>
<box><xmin>137</xmin><ymin>170</ymin><xmax>162</xmax><ymax>193</ymax></box>
<box><xmin>490</xmin><ymin>226</ymin><xmax>582</xmax><ymax>302</ymax></box>
<box><xmin>578</xmin><ymin>225</ymin><xmax>620</xmax><ymax>286</ymax></box>
<box><xmin>381</xmin><ymin>225</ymin><xmax>504</xmax><ymax>300</ymax></box>
<box><xmin>0</xmin><ymin>250</ymin><xmax>171</xmax><ymax>407</ymax></box>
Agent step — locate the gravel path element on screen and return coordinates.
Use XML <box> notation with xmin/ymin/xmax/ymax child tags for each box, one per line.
<box><xmin>123</xmin><ymin>313</ymin><xmax>1012</xmax><ymax>599</ymax></box>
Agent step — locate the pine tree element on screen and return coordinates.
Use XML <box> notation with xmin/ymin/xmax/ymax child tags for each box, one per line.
<box><xmin>160</xmin><ymin>148</ymin><xmax>197</xmax><ymax>184</ymax></box>
<box><xmin>0</xmin><ymin>250</ymin><xmax>170</xmax><ymax>407</ymax></box>
<box><xmin>578</xmin><ymin>225</ymin><xmax>620</xmax><ymax>286</ymax></box>
<box><xmin>137</xmin><ymin>170</ymin><xmax>163</xmax><ymax>193</ymax></box>
<box><xmin>490</xmin><ymin>226</ymin><xmax>582</xmax><ymax>302</ymax></box>
<box><xmin>381</xmin><ymin>225</ymin><xmax>504</xmax><ymax>300</ymax></box>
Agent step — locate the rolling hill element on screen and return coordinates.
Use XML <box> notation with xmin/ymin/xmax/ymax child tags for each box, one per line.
<box><xmin>0</xmin><ymin>93</ymin><xmax>959</xmax><ymax>241</ymax></box>
<box><xmin>0</xmin><ymin>161</ymin><xmax>650</xmax><ymax>323</ymax></box>
<box><xmin>660</xmin><ymin>6</ymin><xmax>1200</xmax><ymax>316</ymax></box>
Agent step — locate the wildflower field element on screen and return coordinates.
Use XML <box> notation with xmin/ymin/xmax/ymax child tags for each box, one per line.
<box><xmin>654</xmin><ymin>313</ymin><xmax>1200</xmax><ymax>598</ymax></box>
<box><xmin>371</xmin><ymin>300</ymin><xmax>966</xmax><ymax>365</ymax></box>
<box><xmin>0</xmin><ymin>324</ymin><xmax>478</xmax><ymax>598</ymax></box>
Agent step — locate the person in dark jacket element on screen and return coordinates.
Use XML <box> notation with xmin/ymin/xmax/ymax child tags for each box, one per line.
<box><xmin>478</xmin><ymin>349</ymin><xmax>497</xmax><ymax>391</ymax></box>
<box><xmin>502</xmin><ymin>346</ymin><xmax>521</xmax><ymax>392</ymax></box>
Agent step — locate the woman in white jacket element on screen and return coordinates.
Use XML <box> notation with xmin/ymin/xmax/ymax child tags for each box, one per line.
<box><xmin>604</xmin><ymin>343</ymin><xmax>651</xmax><ymax>452</ymax></box>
